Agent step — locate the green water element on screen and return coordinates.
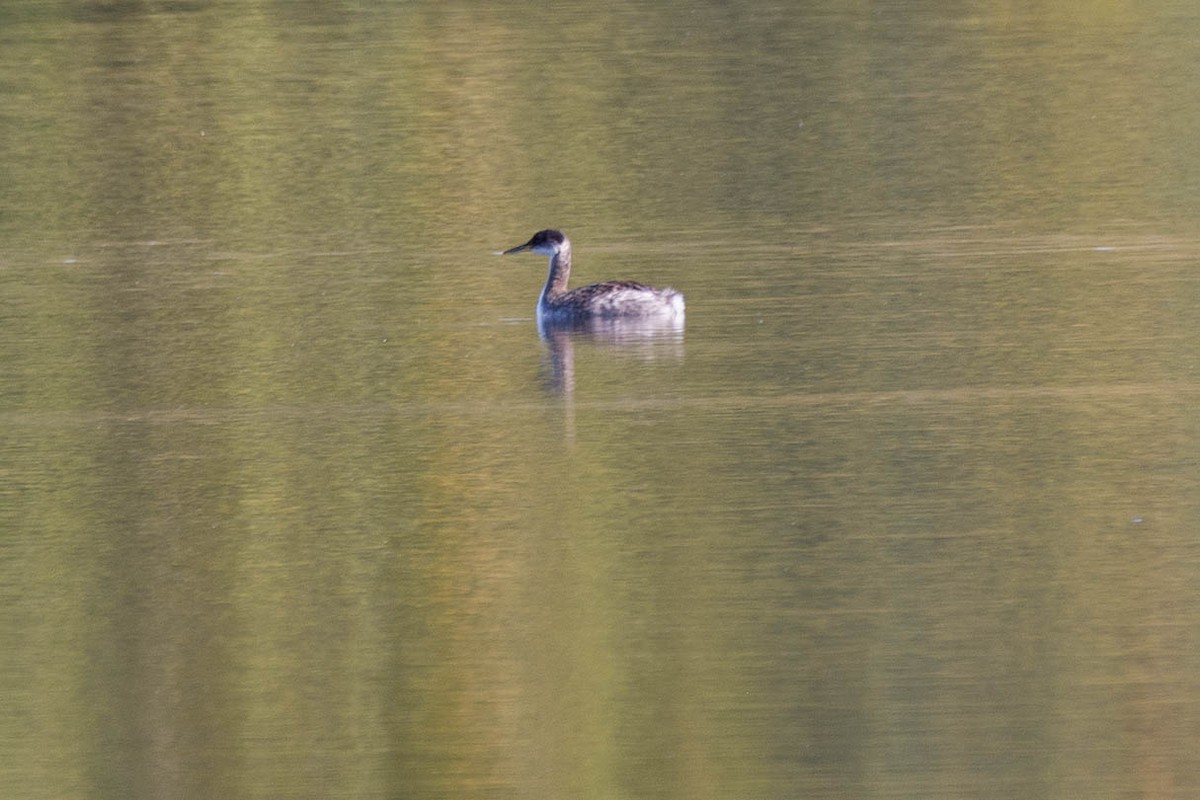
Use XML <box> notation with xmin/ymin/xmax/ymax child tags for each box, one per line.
<box><xmin>3</xmin><ymin>3</ymin><xmax>1200</xmax><ymax>798</ymax></box>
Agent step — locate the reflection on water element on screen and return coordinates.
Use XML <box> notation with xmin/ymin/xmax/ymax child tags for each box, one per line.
<box><xmin>539</xmin><ymin>314</ymin><xmax>685</xmax><ymax>395</ymax></box>
<box><xmin>4</xmin><ymin>2</ymin><xmax>1200</xmax><ymax>799</ymax></box>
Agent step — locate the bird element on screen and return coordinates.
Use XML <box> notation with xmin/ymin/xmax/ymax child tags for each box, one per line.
<box><xmin>499</xmin><ymin>229</ymin><xmax>684</xmax><ymax>324</ymax></box>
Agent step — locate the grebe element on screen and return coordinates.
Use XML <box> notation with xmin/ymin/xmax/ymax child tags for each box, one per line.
<box><xmin>500</xmin><ymin>229</ymin><xmax>685</xmax><ymax>323</ymax></box>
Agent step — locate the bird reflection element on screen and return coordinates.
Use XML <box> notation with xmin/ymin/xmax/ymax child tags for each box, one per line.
<box><xmin>539</xmin><ymin>313</ymin><xmax>685</xmax><ymax>396</ymax></box>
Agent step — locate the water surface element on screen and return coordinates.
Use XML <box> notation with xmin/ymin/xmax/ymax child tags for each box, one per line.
<box><xmin>3</xmin><ymin>3</ymin><xmax>1200</xmax><ymax>799</ymax></box>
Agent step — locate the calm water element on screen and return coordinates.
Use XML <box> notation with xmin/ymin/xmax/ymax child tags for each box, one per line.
<box><xmin>4</xmin><ymin>2</ymin><xmax>1200</xmax><ymax>798</ymax></box>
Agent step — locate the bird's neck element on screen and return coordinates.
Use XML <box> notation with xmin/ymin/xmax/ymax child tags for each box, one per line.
<box><xmin>540</xmin><ymin>245</ymin><xmax>573</xmax><ymax>302</ymax></box>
